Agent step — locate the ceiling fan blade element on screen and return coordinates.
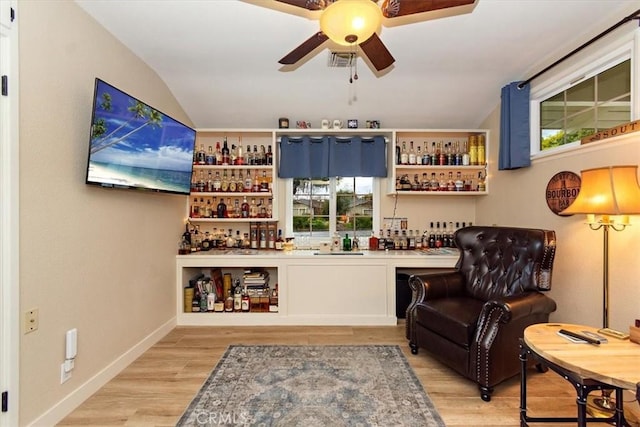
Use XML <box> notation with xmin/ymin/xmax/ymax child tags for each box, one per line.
<box><xmin>359</xmin><ymin>33</ymin><xmax>395</xmax><ymax>71</ymax></box>
<box><xmin>279</xmin><ymin>32</ymin><xmax>329</xmax><ymax>65</ymax></box>
<box><xmin>382</xmin><ymin>0</ymin><xmax>475</xmax><ymax>18</ymax></box>
<box><xmin>274</xmin><ymin>0</ymin><xmax>326</xmax><ymax>11</ymax></box>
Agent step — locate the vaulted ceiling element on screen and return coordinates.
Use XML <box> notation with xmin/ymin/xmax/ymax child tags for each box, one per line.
<box><xmin>75</xmin><ymin>0</ymin><xmax>640</xmax><ymax>129</ymax></box>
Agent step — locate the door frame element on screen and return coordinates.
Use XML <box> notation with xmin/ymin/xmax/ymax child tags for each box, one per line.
<box><xmin>0</xmin><ymin>0</ymin><xmax>20</xmax><ymax>425</ymax></box>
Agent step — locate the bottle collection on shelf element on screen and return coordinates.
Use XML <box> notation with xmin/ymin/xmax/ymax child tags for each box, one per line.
<box><xmin>191</xmin><ymin>169</ymin><xmax>272</xmax><ymax>194</ymax></box>
<box><xmin>368</xmin><ymin>221</ymin><xmax>472</xmax><ymax>251</ymax></box>
<box><xmin>395</xmin><ymin>171</ymin><xmax>485</xmax><ymax>192</ymax></box>
<box><xmin>178</xmin><ymin>223</ymin><xmax>286</xmax><ymax>254</ymax></box>
<box><xmin>193</xmin><ymin>136</ymin><xmax>273</xmax><ymax>167</ymax></box>
<box><xmin>395</xmin><ymin>135</ymin><xmax>486</xmax><ymax>166</ymax></box>
<box><xmin>184</xmin><ymin>269</ymin><xmax>278</xmax><ymax>314</ymax></box>
<box><xmin>190</xmin><ymin>195</ymin><xmax>273</xmax><ymax>219</ymax></box>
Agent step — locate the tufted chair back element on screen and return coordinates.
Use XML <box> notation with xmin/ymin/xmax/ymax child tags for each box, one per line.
<box><xmin>454</xmin><ymin>226</ymin><xmax>556</xmax><ymax>301</ymax></box>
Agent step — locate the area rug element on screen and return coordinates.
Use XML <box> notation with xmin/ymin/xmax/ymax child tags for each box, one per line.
<box><xmin>176</xmin><ymin>344</ymin><xmax>445</xmax><ymax>427</ymax></box>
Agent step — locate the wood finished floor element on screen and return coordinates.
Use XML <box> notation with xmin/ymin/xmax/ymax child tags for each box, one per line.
<box><xmin>58</xmin><ymin>324</ymin><xmax>640</xmax><ymax>426</ymax></box>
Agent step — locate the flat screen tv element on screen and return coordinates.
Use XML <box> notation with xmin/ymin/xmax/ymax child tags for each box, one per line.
<box><xmin>85</xmin><ymin>78</ymin><xmax>196</xmax><ymax>195</ymax></box>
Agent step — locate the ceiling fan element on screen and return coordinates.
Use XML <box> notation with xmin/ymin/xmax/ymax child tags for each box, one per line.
<box><xmin>276</xmin><ymin>0</ymin><xmax>476</xmax><ymax>71</ymax></box>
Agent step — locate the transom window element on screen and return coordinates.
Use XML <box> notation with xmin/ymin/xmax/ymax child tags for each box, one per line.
<box><xmin>539</xmin><ymin>59</ymin><xmax>631</xmax><ymax>150</ymax></box>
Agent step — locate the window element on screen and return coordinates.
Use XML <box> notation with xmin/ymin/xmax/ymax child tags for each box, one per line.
<box><xmin>291</xmin><ymin>177</ymin><xmax>374</xmax><ymax>247</ymax></box>
<box><xmin>539</xmin><ymin>59</ymin><xmax>631</xmax><ymax>151</ymax></box>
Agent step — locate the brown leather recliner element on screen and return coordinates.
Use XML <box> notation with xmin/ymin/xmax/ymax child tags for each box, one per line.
<box><xmin>406</xmin><ymin>226</ymin><xmax>557</xmax><ymax>401</ymax></box>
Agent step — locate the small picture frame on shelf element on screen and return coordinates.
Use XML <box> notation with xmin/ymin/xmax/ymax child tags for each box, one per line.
<box><xmin>366</xmin><ymin>120</ymin><xmax>380</xmax><ymax>129</ymax></box>
<box><xmin>347</xmin><ymin>119</ymin><xmax>358</xmax><ymax>129</ymax></box>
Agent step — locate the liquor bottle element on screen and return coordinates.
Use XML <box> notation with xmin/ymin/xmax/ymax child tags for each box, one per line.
<box><xmin>252</xmin><ymin>172</ymin><xmax>261</xmax><ymax>192</ymax></box>
<box><xmin>412</xmin><ymin>173</ymin><xmax>421</xmax><ymax>191</ymax></box>
<box><xmin>266</xmin><ymin>145</ymin><xmax>273</xmax><ymax>165</ymax></box>
<box><xmin>230</xmin><ymin>144</ymin><xmax>237</xmax><ymax>166</ymax></box>
<box><xmin>260</xmin><ymin>170</ymin><xmax>269</xmax><ymax>192</ymax></box>
<box><xmin>342</xmin><ymin>233</ymin><xmax>352</xmax><ymax>251</ymax></box>
<box><xmin>368</xmin><ymin>231</ymin><xmax>378</xmax><ymax>251</ymax></box>
<box><xmin>447</xmin><ymin>172</ymin><xmax>455</xmax><ymax>191</ymax></box>
<box><xmin>244</xmin><ymin>145</ymin><xmax>252</xmax><ymax>165</ymax></box>
<box><xmin>196</xmin><ymin>143</ymin><xmax>206</xmax><ymax>165</ymax></box>
<box><xmin>454</xmin><ymin>141</ymin><xmax>463</xmax><ymax>166</ymax></box>
<box><xmin>213</xmin><ymin>171</ymin><xmax>222</xmax><ymax>192</ymax></box>
<box><xmin>275</xmin><ymin>229</ymin><xmax>285</xmax><ymax>251</ymax></box>
<box><xmin>190</xmin><ymin>171</ymin><xmax>198</xmax><ymax>193</ymax></box>
<box><xmin>236</xmin><ymin>142</ymin><xmax>244</xmax><ymax>165</ymax></box>
<box><xmin>408</xmin><ymin>230</ymin><xmax>416</xmax><ymax>250</ymax></box>
<box><xmin>215</xmin><ymin>141</ymin><xmax>222</xmax><ymax>165</ymax></box>
<box><xmin>197</xmin><ymin>170</ymin><xmax>205</xmax><ymax>192</ymax></box>
<box><xmin>469</xmin><ymin>135</ymin><xmax>478</xmax><ymax>165</ymax></box>
<box><xmin>244</xmin><ymin>169</ymin><xmax>253</xmax><ymax>192</ymax></box>
<box><xmin>205</xmin><ymin>171</ymin><xmax>212</xmax><ymax>192</ymax></box>
<box><xmin>220</xmin><ymin>169</ymin><xmax>229</xmax><ymax>192</ymax></box>
<box><xmin>266</xmin><ymin>198</ymin><xmax>273</xmax><ymax>218</ymax></box>
<box><xmin>216</xmin><ymin>198</ymin><xmax>227</xmax><ymax>218</ymax></box>
<box><xmin>259</xmin><ymin>225</ymin><xmax>267</xmax><ymax>249</ymax></box>
<box><xmin>438</xmin><ymin>173</ymin><xmax>447</xmax><ymax>191</ymax></box>
<box><xmin>205</xmin><ymin>145</ymin><xmax>215</xmax><ymax>165</ymax></box>
<box><xmin>415</xmin><ymin>230</ymin><xmax>422</xmax><ymax>249</ymax></box>
<box><xmin>430</xmin><ymin>142</ymin><xmax>437</xmax><ymax>166</ymax></box>
<box><xmin>250</xmin><ymin>223</ymin><xmax>258</xmax><ymax>249</ymax></box>
<box><xmin>400</xmin><ymin>142</ymin><xmax>409</xmax><ymax>165</ymax></box>
<box><xmin>204</xmin><ymin>199</ymin><xmax>212</xmax><ymax>218</ymax></box>
<box><xmin>428</xmin><ymin>222</ymin><xmax>436</xmax><ymax>248</ymax></box>
<box><xmin>395</xmin><ymin>142</ymin><xmax>401</xmax><ymax>165</ymax></box>
<box><xmin>241</xmin><ymin>288</ymin><xmax>250</xmax><ymax>312</ymax></box>
<box><xmin>241</xmin><ymin>196</ymin><xmax>250</xmax><ymax>218</ymax></box>
<box><xmin>374</xmin><ymin>229</ymin><xmax>383</xmax><ymax>250</ymax></box>
<box><xmin>232</xmin><ymin>199</ymin><xmax>240</xmax><ymax>218</ymax></box>
<box><xmin>253</xmin><ymin>145</ymin><xmax>261</xmax><ymax>165</ymax></box>
<box><xmin>442</xmin><ymin>222</ymin><xmax>450</xmax><ymax>247</ymax></box>
<box><xmin>237</xmin><ymin>170</ymin><xmax>245</xmax><ymax>192</ymax></box>
<box><xmin>455</xmin><ymin>171</ymin><xmax>464</xmax><ymax>191</ymax></box>
<box><xmin>446</xmin><ymin>142</ymin><xmax>454</xmax><ymax>166</ymax></box>
<box><xmin>206</xmin><ymin>291</ymin><xmax>215</xmax><ymax>311</ymax></box>
<box><xmin>229</xmin><ymin>170</ymin><xmax>237</xmax><ymax>192</ymax></box>
<box><xmin>221</xmin><ymin>137</ymin><xmax>230</xmax><ymax>165</ymax></box>
<box><xmin>267</xmin><ymin>224</ymin><xmax>276</xmax><ymax>249</ymax></box>
<box><xmin>224</xmin><ymin>289</ymin><xmax>234</xmax><ymax>312</ymax></box>
<box><xmin>438</xmin><ymin>141</ymin><xmax>446</xmax><ymax>166</ymax></box>
<box><xmin>478</xmin><ymin>171</ymin><xmax>486</xmax><ymax>192</ymax></box>
<box><xmin>259</xmin><ymin>145</ymin><xmax>267</xmax><ymax>165</ymax></box>
<box><xmin>477</xmin><ymin>134</ymin><xmax>486</xmax><ymax>165</ymax></box>
<box><xmin>408</xmin><ymin>141</ymin><xmax>416</xmax><ymax>165</ymax></box>
<box><xmin>429</xmin><ymin>172</ymin><xmax>438</xmax><ymax>191</ymax></box>
<box><xmin>422</xmin><ymin>141</ymin><xmax>430</xmax><ymax>165</ymax></box>
<box><xmin>233</xmin><ymin>283</ymin><xmax>242</xmax><ymax>312</ymax></box>
<box><xmin>421</xmin><ymin>173</ymin><xmax>429</xmax><ymax>191</ymax></box>
<box><xmin>190</xmin><ymin>197</ymin><xmax>200</xmax><ymax>218</ymax></box>
<box><xmin>462</xmin><ymin>139</ymin><xmax>470</xmax><ymax>166</ymax></box>
<box><xmin>433</xmin><ymin>222</ymin><xmax>441</xmax><ymax>248</ymax></box>
<box><xmin>249</xmin><ymin>198</ymin><xmax>258</xmax><ymax>218</ymax></box>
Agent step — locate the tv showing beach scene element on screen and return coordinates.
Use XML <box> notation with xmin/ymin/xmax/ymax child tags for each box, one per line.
<box><xmin>85</xmin><ymin>78</ymin><xmax>196</xmax><ymax>195</ymax></box>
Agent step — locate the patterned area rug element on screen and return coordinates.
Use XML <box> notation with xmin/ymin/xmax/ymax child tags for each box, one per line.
<box><xmin>177</xmin><ymin>345</ymin><xmax>445</xmax><ymax>427</ymax></box>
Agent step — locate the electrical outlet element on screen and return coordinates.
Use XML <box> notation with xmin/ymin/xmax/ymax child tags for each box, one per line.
<box><xmin>60</xmin><ymin>363</ymin><xmax>72</xmax><ymax>384</ymax></box>
<box><xmin>24</xmin><ymin>308</ymin><xmax>39</xmax><ymax>334</ymax></box>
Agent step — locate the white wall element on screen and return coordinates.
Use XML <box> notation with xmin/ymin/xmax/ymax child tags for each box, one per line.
<box><xmin>18</xmin><ymin>1</ymin><xmax>191</xmax><ymax>424</ymax></box>
<box><xmin>477</xmin><ymin>101</ymin><xmax>640</xmax><ymax>332</ymax></box>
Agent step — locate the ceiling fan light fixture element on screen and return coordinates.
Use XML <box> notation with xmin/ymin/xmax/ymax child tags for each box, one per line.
<box><xmin>319</xmin><ymin>0</ymin><xmax>382</xmax><ymax>46</ymax></box>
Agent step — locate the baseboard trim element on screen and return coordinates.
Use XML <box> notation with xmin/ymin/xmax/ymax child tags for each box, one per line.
<box><xmin>26</xmin><ymin>317</ymin><xmax>177</xmax><ymax>427</ymax></box>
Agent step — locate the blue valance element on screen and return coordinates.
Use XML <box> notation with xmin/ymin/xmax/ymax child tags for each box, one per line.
<box><xmin>499</xmin><ymin>82</ymin><xmax>531</xmax><ymax>170</ymax></box>
<box><xmin>279</xmin><ymin>135</ymin><xmax>387</xmax><ymax>178</ymax></box>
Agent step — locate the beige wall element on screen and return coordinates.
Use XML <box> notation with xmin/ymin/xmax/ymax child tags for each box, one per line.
<box><xmin>18</xmin><ymin>1</ymin><xmax>190</xmax><ymax>424</ymax></box>
<box><xmin>477</xmin><ymin>103</ymin><xmax>640</xmax><ymax>332</ymax></box>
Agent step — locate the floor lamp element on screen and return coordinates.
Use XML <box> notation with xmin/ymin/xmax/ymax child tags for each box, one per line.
<box><xmin>560</xmin><ymin>164</ymin><xmax>640</xmax><ymax>417</ymax></box>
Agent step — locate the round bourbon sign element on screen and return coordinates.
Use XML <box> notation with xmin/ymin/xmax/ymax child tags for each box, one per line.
<box><xmin>545</xmin><ymin>171</ymin><xmax>581</xmax><ymax>215</ymax></box>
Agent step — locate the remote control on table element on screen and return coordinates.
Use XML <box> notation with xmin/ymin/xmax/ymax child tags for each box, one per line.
<box><xmin>581</xmin><ymin>330</ymin><xmax>607</xmax><ymax>343</ymax></box>
<box><xmin>558</xmin><ymin>329</ymin><xmax>601</xmax><ymax>345</ymax></box>
<box><xmin>598</xmin><ymin>328</ymin><xmax>629</xmax><ymax>340</ymax></box>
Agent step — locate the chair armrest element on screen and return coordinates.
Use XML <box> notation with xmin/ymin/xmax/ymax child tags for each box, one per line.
<box><xmin>408</xmin><ymin>271</ymin><xmax>464</xmax><ymax>304</ymax></box>
<box><xmin>483</xmin><ymin>292</ymin><xmax>557</xmax><ymax>324</ymax></box>
<box><xmin>406</xmin><ymin>271</ymin><xmax>461</xmax><ymax>341</ymax></box>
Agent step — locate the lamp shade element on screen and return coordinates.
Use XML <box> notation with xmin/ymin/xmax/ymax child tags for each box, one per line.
<box><xmin>320</xmin><ymin>0</ymin><xmax>382</xmax><ymax>46</ymax></box>
<box><xmin>560</xmin><ymin>165</ymin><xmax>640</xmax><ymax>215</ymax></box>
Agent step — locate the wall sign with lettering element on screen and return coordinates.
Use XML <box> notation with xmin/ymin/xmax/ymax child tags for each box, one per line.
<box><xmin>545</xmin><ymin>171</ymin><xmax>581</xmax><ymax>215</ymax></box>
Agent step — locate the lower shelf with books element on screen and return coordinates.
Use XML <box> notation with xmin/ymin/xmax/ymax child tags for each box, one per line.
<box><xmin>175</xmin><ymin>251</ymin><xmax>458</xmax><ymax>326</ymax></box>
